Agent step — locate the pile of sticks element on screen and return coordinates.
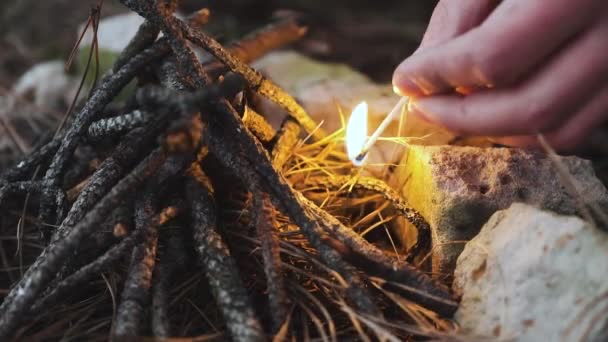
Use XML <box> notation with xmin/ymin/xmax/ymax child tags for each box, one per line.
<box><xmin>0</xmin><ymin>0</ymin><xmax>458</xmax><ymax>340</ymax></box>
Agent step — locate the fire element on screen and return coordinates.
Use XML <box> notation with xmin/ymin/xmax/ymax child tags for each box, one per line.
<box><xmin>346</xmin><ymin>101</ymin><xmax>368</xmax><ymax>166</ymax></box>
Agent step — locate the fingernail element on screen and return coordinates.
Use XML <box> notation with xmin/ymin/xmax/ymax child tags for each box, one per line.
<box><xmin>392</xmin><ymin>63</ymin><xmax>424</xmax><ymax>97</ymax></box>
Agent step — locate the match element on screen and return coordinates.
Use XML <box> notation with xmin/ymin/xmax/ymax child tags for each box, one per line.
<box><xmin>355</xmin><ymin>96</ymin><xmax>409</xmax><ymax>163</ymax></box>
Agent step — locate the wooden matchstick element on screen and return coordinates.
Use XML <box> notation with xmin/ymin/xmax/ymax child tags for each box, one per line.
<box><xmin>355</xmin><ymin>96</ymin><xmax>409</xmax><ymax>163</ymax></box>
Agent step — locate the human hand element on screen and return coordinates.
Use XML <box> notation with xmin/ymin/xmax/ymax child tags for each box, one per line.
<box><xmin>392</xmin><ymin>0</ymin><xmax>608</xmax><ymax>149</ymax></box>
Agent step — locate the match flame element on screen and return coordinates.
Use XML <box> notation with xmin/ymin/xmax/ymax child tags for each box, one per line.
<box><xmin>346</xmin><ymin>101</ymin><xmax>368</xmax><ymax>166</ymax></box>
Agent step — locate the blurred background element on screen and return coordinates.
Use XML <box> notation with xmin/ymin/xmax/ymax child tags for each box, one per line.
<box><xmin>0</xmin><ymin>0</ymin><xmax>437</xmax><ymax>85</ymax></box>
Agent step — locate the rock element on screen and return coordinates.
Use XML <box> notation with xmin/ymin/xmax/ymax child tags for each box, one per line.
<box><xmin>396</xmin><ymin>145</ymin><xmax>608</xmax><ymax>276</ymax></box>
<box><xmin>81</xmin><ymin>12</ymin><xmax>145</xmax><ymax>54</ymax></box>
<box><xmin>77</xmin><ymin>12</ymin><xmax>146</xmax><ymax>85</ymax></box>
<box><xmin>12</xmin><ymin>60</ymin><xmax>79</xmax><ymax>109</ymax></box>
<box><xmin>453</xmin><ymin>203</ymin><xmax>608</xmax><ymax>341</ymax></box>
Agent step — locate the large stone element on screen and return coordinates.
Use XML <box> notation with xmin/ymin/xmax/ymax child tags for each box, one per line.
<box><xmin>453</xmin><ymin>203</ymin><xmax>608</xmax><ymax>341</ymax></box>
<box><xmin>397</xmin><ymin>145</ymin><xmax>608</xmax><ymax>276</ymax></box>
<box><xmin>12</xmin><ymin>60</ymin><xmax>79</xmax><ymax>109</ymax></box>
<box><xmin>81</xmin><ymin>12</ymin><xmax>145</xmax><ymax>55</ymax></box>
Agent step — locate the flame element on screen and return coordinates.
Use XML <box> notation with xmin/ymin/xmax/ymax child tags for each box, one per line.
<box><xmin>346</xmin><ymin>101</ymin><xmax>368</xmax><ymax>166</ymax></box>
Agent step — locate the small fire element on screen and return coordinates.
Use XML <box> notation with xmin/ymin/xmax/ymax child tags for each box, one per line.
<box><xmin>346</xmin><ymin>101</ymin><xmax>368</xmax><ymax>166</ymax></box>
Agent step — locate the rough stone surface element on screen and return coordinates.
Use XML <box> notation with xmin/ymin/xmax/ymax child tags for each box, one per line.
<box><xmin>453</xmin><ymin>203</ymin><xmax>608</xmax><ymax>341</ymax></box>
<box><xmin>397</xmin><ymin>145</ymin><xmax>608</xmax><ymax>277</ymax></box>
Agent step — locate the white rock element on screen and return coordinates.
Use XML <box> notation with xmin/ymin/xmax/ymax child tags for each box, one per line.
<box><xmin>453</xmin><ymin>203</ymin><xmax>608</xmax><ymax>341</ymax></box>
<box><xmin>81</xmin><ymin>12</ymin><xmax>145</xmax><ymax>53</ymax></box>
<box><xmin>12</xmin><ymin>60</ymin><xmax>78</xmax><ymax>109</ymax></box>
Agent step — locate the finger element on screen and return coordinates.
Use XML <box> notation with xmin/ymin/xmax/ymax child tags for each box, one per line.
<box><xmin>408</xmin><ymin>21</ymin><xmax>608</xmax><ymax>136</ymax></box>
<box><xmin>493</xmin><ymin>86</ymin><xmax>608</xmax><ymax>150</ymax></box>
<box><xmin>416</xmin><ymin>0</ymin><xmax>497</xmax><ymax>52</ymax></box>
<box><xmin>393</xmin><ymin>0</ymin><xmax>602</xmax><ymax>97</ymax></box>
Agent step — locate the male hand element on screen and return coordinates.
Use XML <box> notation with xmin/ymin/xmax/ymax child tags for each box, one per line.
<box><xmin>393</xmin><ymin>0</ymin><xmax>608</xmax><ymax>149</ymax></box>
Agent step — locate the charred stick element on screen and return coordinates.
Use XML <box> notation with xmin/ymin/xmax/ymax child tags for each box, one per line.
<box><xmin>204</xmin><ymin>16</ymin><xmax>307</xmax><ymax>75</ymax></box>
<box><xmin>135</xmin><ymin>72</ymin><xmax>245</xmax><ymax>114</ymax></box>
<box><xmin>205</xmin><ymin>104</ymin><xmax>454</xmax><ymax>315</ymax></box>
<box><xmin>151</xmin><ymin>232</ymin><xmax>186</xmax><ymax>337</ymax></box>
<box><xmin>243</xmin><ymin>107</ymin><xmax>275</xmax><ymax>143</ymax></box>
<box><xmin>187</xmin><ymin>177</ymin><xmax>265</xmax><ymax>342</ymax></box>
<box><xmin>32</xmin><ymin>228</ymin><xmax>140</xmax><ymax>314</ymax></box>
<box><xmin>113</xmin><ymin>192</ymin><xmax>159</xmax><ymax>338</ymax></box>
<box><xmin>111</xmin><ymin>199</ymin><xmax>135</xmax><ymax>238</ymax></box>
<box><xmin>225</xmin><ymin>16</ymin><xmax>306</xmax><ymax>63</ymax></box>
<box><xmin>87</xmin><ymin>110</ymin><xmax>152</xmax><ymax>140</ymax></box>
<box><xmin>120</xmin><ymin>0</ymin><xmax>211</xmax><ymax>89</ymax></box>
<box><xmin>113</xmin><ymin>149</ymin><xmax>190</xmax><ymax>339</ymax></box>
<box><xmin>39</xmin><ymin>40</ymin><xmax>170</xmax><ymax>225</ymax></box>
<box><xmin>62</xmin><ymin>146</ymin><xmax>97</xmax><ymax>190</ymax></box>
<box><xmin>177</xmin><ymin>18</ymin><xmax>324</xmax><ymax>139</ymax></box>
<box><xmin>0</xmin><ymin>138</ymin><xmax>60</xmax><ymax>182</ymax></box>
<box><xmin>271</xmin><ymin>118</ymin><xmax>301</xmax><ymax>170</ymax></box>
<box><xmin>43</xmin><ymin>41</ymin><xmax>169</xmax><ymax>187</ymax></box>
<box><xmin>254</xmin><ymin>191</ymin><xmax>288</xmax><ymax>332</ymax></box>
<box><xmin>30</xmin><ymin>205</ymin><xmax>179</xmax><ymax>314</ymax></box>
<box><xmin>0</xmin><ymin>149</ymin><xmax>166</xmax><ymax>339</ymax></box>
<box><xmin>186</xmin><ymin>7</ymin><xmax>211</xmax><ymax>28</ymax></box>
<box><xmin>304</xmin><ymin>175</ymin><xmax>431</xmax><ymax>259</ymax></box>
<box><xmin>205</xmin><ymin>121</ymin><xmax>380</xmax><ymax>317</ymax></box>
<box><xmin>302</xmin><ymin>195</ymin><xmax>458</xmax><ymax>316</ymax></box>
<box><xmin>56</xmin><ymin>124</ymin><xmax>162</xmax><ymax>241</ymax></box>
<box><xmin>155</xmin><ymin>57</ymin><xmax>189</xmax><ymax>90</ymax></box>
<box><xmin>119</xmin><ymin>3</ymin><xmax>321</xmax><ymax>139</ymax></box>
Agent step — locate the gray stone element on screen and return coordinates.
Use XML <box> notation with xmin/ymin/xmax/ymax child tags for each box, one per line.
<box><xmin>12</xmin><ymin>60</ymin><xmax>79</xmax><ymax>109</ymax></box>
<box><xmin>396</xmin><ymin>145</ymin><xmax>608</xmax><ymax>276</ymax></box>
<box><xmin>453</xmin><ymin>203</ymin><xmax>608</xmax><ymax>341</ymax></box>
<box><xmin>80</xmin><ymin>12</ymin><xmax>145</xmax><ymax>54</ymax></box>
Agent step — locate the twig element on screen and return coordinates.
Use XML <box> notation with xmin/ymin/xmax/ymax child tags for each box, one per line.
<box><xmin>118</xmin><ymin>2</ymin><xmax>322</xmax><ymax>139</ymax></box>
<box><xmin>301</xmin><ymin>194</ymin><xmax>458</xmax><ymax>316</ymax></box>
<box><xmin>151</xmin><ymin>232</ymin><xmax>185</xmax><ymax>337</ymax></box>
<box><xmin>30</xmin><ymin>205</ymin><xmax>180</xmax><ymax>315</ymax></box>
<box><xmin>0</xmin><ymin>138</ymin><xmax>60</xmax><ymax>182</ymax></box>
<box><xmin>187</xmin><ymin>177</ymin><xmax>265</xmax><ymax>342</ymax></box>
<box><xmin>303</xmin><ymin>175</ymin><xmax>431</xmax><ymax>259</ymax></box>
<box><xmin>272</xmin><ymin>118</ymin><xmax>301</xmax><ymax>170</ymax></box>
<box><xmin>0</xmin><ymin>149</ymin><xmax>166</xmax><ymax>339</ymax></box>
<box><xmin>112</xmin><ymin>192</ymin><xmax>160</xmax><ymax>338</ymax></box>
<box><xmin>182</xmin><ymin>21</ymin><xmax>324</xmax><ymax>139</ymax></box>
<box><xmin>243</xmin><ymin>107</ymin><xmax>276</xmax><ymax>143</ymax></box>
<box><xmin>254</xmin><ymin>191</ymin><xmax>288</xmax><ymax>332</ymax></box>
<box><xmin>204</xmin><ymin>15</ymin><xmax>308</xmax><ymax>76</ymax></box>
<box><xmin>39</xmin><ymin>40</ymin><xmax>170</xmax><ymax>225</ymax></box>
<box><xmin>205</xmin><ymin>120</ymin><xmax>380</xmax><ymax>317</ymax></box>
<box><xmin>87</xmin><ymin>110</ymin><xmax>151</xmax><ymax>140</ymax></box>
